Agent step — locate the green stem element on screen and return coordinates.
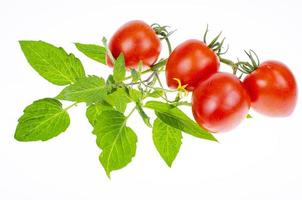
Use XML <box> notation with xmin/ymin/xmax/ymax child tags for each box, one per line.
<box><xmin>152</xmin><ymin>59</ymin><xmax>167</xmax><ymax>70</ymax></box>
<box><xmin>175</xmin><ymin>101</ymin><xmax>192</xmax><ymax>106</ymax></box>
<box><xmin>124</xmin><ymin>59</ymin><xmax>167</xmax><ymax>80</ymax></box>
<box><xmin>219</xmin><ymin>57</ymin><xmax>237</xmax><ymax>74</ymax></box>
<box><xmin>155</xmin><ymin>72</ymin><xmax>169</xmax><ymax>100</ymax></box>
<box><xmin>164</xmin><ymin>37</ymin><xmax>172</xmax><ymax>54</ymax></box>
<box><xmin>64</xmin><ymin>102</ymin><xmax>77</xmax><ymax>111</ymax></box>
<box><xmin>126</xmin><ymin>106</ymin><xmax>136</xmax><ymax>119</ymax></box>
<box><xmin>159</xmin><ymin>95</ymin><xmax>174</xmax><ymax>103</ymax></box>
<box><xmin>102</xmin><ymin>37</ymin><xmax>115</xmax><ymax>64</ymax></box>
<box><xmin>140</xmin><ymin>81</ymin><xmax>176</xmax><ymax>93</ymax></box>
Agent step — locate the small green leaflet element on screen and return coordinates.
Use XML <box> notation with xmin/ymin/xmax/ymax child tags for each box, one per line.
<box><xmin>126</xmin><ymin>88</ymin><xmax>151</xmax><ymax>127</ymax></box>
<box><xmin>105</xmin><ymin>74</ymin><xmax>115</xmax><ymax>93</ymax></box>
<box><xmin>153</xmin><ymin>118</ymin><xmax>182</xmax><ymax>167</ymax></box>
<box><xmin>105</xmin><ymin>88</ymin><xmax>131</xmax><ymax>113</ymax></box>
<box><xmin>130</xmin><ymin>68</ymin><xmax>139</xmax><ymax>82</ymax></box>
<box><xmin>145</xmin><ymin>101</ymin><xmax>217</xmax><ymax>142</ymax></box>
<box><xmin>138</xmin><ymin>61</ymin><xmax>143</xmax><ymax>75</ymax></box>
<box><xmin>145</xmin><ymin>101</ymin><xmax>173</xmax><ymax>111</ymax></box>
<box><xmin>93</xmin><ymin>110</ymin><xmax>137</xmax><ymax>177</ymax></box>
<box><xmin>56</xmin><ymin>76</ymin><xmax>107</xmax><ymax>104</ymax></box>
<box><xmin>106</xmin><ymin>74</ymin><xmax>115</xmax><ymax>85</ymax></box>
<box><xmin>75</xmin><ymin>43</ymin><xmax>106</xmax><ymax>64</ymax></box>
<box><xmin>113</xmin><ymin>54</ymin><xmax>126</xmax><ymax>82</ymax></box>
<box><xmin>136</xmin><ymin>104</ymin><xmax>152</xmax><ymax>127</ymax></box>
<box><xmin>128</xmin><ymin>88</ymin><xmax>142</xmax><ymax>102</ymax></box>
<box><xmin>246</xmin><ymin>114</ymin><xmax>252</xmax><ymax>119</ymax></box>
<box><xmin>19</xmin><ymin>41</ymin><xmax>85</xmax><ymax>86</ymax></box>
<box><xmin>15</xmin><ymin>98</ymin><xmax>70</xmax><ymax>141</ymax></box>
<box><xmin>86</xmin><ymin>102</ymin><xmax>113</xmax><ymax>125</ymax></box>
<box><xmin>147</xmin><ymin>89</ymin><xmax>164</xmax><ymax>98</ymax></box>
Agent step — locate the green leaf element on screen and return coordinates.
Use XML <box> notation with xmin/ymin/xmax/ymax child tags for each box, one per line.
<box><xmin>128</xmin><ymin>88</ymin><xmax>142</xmax><ymax>102</ymax></box>
<box><xmin>15</xmin><ymin>98</ymin><xmax>70</xmax><ymax>141</ymax></box>
<box><xmin>105</xmin><ymin>88</ymin><xmax>131</xmax><ymax>113</ymax></box>
<box><xmin>145</xmin><ymin>101</ymin><xmax>217</xmax><ymax>142</ymax></box>
<box><xmin>56</xmin><ymin>76</ymin><xmax>107</xmax><ymax>104</ymax></box>
<box><xmin>19</xmin><ymin>40</ymin><xmax>85</xmax><ymax>86</ymax></box>
<box><xmin>148</xmin><ymin>89</ymin><xmax>164</xmax><ymax>98</ymax></box>
<box><xmin>75</xmin><ymin>43</ymin><xmax>106</xmax><ymax>64</ymax></box>
<box><xmin>86</xmin><ymin>102</ymin><xmax>113</xmax><ymax>125</ymax></box>
<box><xmin>246</xmin><ymin>114</ymin><xmax>252</xmax><ymax>119</ymax></box>
<box><xmin>153</xmin><ymin>118</ymin><xmax>182</xmax><ymax>167</ymax></box>
<box><xmin>105</xmin><ymin>74</ymin><xmax>115</xmax><ymax>93</ymax></box>
<box><xmin>130</xmin><ymin>68</ymin><xmax>139</xmax><ymax>82</ymax></box>
<box><xmin>93</xmin><ymin>110</ymin><xmax>137</xmax><ymax>177</ymax></box>
<box><xmin>145</xmin><ymin>101</ymin><xmax>174</xmax><ymax>111</ymax></box>
<box><xmin>136</xmin><ymin>104</ymin><xmax>152</xmax><ymax>127</ymax></box>
<box><xmin>113</xmin><ymin>54</ymin><xmax>126</xmax><ymax>82</ymax></box>
<box><xmin>106</xmin><ymin>74</ymin><xmax>115</xmax><ymax>85</ymax></box>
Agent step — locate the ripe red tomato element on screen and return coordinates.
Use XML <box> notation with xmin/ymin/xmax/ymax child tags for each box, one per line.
<box><xmin>192</xmin><ymin>72</ymin><xmax>250</xmax><ymax>132</ymax></box>
<box><xmin>106</xmin><ymin>20</ymin><xmax>161</xmax><ymax>69</ymax></box>
<box><xmin>243</xmin><ymin>61</ymin><xmax>297</xmax><ymax>117</ymax></box>
<box><xmin>165</xmin><ymin>39</ymin><xmax>219</xmax><ymax>91</ymax></box>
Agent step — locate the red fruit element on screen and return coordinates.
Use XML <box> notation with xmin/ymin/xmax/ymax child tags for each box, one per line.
<box><xmin>192</xmin><ymin>72</ymin><xmax>250</xmax><ymax>132</ymax></box>
<box><xmin>243</xmin><ymin>61</ymin><xmax>297</xmax><ymax>117</ymax></box>
<box><xmin>106</xmin><ymin>20</ymin><xmax>161</xmax><ymax>69</ymax></box>
<box><xmin>166</xmin><ymin>39</ymin><xmax>219</xmax><ymax>91</ymax></box>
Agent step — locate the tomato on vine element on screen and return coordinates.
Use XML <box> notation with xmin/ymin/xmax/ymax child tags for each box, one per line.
<box><xmin>192</xmin><ymin>72</ymin><xmax>250</xmax><ymax>132</ymax></box>
<box><xmin>15</xmin><ymin>21</ymin><xmax>299</xmax><ymax>178</ymax></box>
<box><xmin>239</xmin><ymin>54</ymin><xmax>297</xmax><ymax>117</ymax></box>
<box><xmin>106</xmin><ymin>20</ymin><xmax>161</xmax><ymax>69</ymax></box>
<box><xmin>165</xmin><ymin>27</ymin><xmax>228</xmax><ymax>91</ymax></box>
<box><xmin>165</xmin><ymin>39</ymin><xmax>220</xmax><ymax>91</ymax></box>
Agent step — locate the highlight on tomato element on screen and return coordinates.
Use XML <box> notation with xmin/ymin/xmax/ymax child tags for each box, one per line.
<box><xmin>192</xmin><ymin>72</ymin><xmax>251</xmax><ymax>133</ymax></box>
<box><xmin>106</xmin><ymin>20</ymin><xmax>161</xmax><ymax>69</ymax></box>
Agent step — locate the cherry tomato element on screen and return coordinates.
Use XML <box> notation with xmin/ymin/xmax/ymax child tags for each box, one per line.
<box><xmin>165</xmin><ymin>39</ymin><xmax>219</xmax><ymax>91</ymax></box>
<box><xmin>192</xmin><ymin>72</ymin><xmax>250</xmax><ymax>132</ymax></box>
<box><xmin>106</xmin><ymin>20</ymin><xmax>161</xmax><ymax>69</ymax></box>
<box><xmin>243</xmin><ymin>61</ymin><xmax>297</xmax><ymax>117</ymax></box>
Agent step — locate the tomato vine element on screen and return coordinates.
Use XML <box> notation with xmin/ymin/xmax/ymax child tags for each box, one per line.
<box><xmin>15</xmin><ymin>20</ymin><xmax>297</xmax><ymax>178</ymax></box>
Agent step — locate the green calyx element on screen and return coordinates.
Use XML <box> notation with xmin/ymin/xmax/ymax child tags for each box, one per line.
<box><xmin>219</xmin><ymin>49</ymin><xmax>260</xmax><ymax>77</ymax></box>
<box><xmin>236</xmin><ymin>49</ymin><xmax>260</xmax><ymax>74</ymax></box>
<box><xmin>203</xmin><ymin>25</ymin><xmax>229</xmax><ymax>56</ymax></box>
<box><xmin>151</xmin><ymin>23</ymin><xmax>175</xmax><ymax>54</ymax></box>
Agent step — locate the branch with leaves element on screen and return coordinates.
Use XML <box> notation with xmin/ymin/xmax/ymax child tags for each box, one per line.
<box><xmin>15</xmin><ymin>29</ymin><xmax>217</xmax><ymax>178</ymax></box>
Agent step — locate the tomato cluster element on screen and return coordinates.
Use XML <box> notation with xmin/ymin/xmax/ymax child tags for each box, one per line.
<box><xmin>106</xmin><ymin>20</ymin><xmax>298</xmax><ymax>133</ymax></box>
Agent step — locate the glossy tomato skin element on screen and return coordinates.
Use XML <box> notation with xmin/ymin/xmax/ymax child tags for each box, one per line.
<box><xmin>243</xmin><ymin>61</ymin><xmax>297</xmax><ymax>117</ymax></box>
<box><xmin>106</xmin><ymin>20</ymin><xmax>161</xmax><ymax>69</ymax></box>
<box><xmin>192</xmin><ymin>72</ymin><xmax>250</xmax><ymax>133</ymax></box>
<box><xmin>166</xmin><ymin>39</ymin><xmax>220</xmax><ymax>91</ymax></box>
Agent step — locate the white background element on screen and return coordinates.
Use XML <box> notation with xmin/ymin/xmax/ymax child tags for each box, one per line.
<box><xmin>0</xmin><ymin>0</ymin><xmax>302</xmax><ymax>199</ymax></box>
